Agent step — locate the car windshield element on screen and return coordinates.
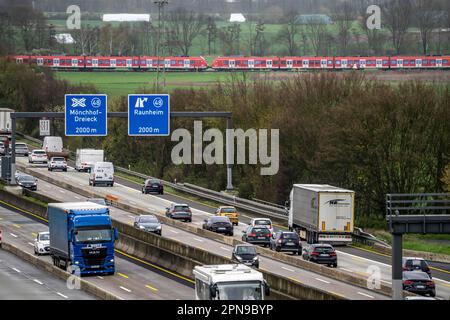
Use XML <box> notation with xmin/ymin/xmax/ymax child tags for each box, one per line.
<box><xmin>313</xmin><ymin>246</ymin><xmax>334</xmax><ymax>253</ymax></box>
<box><xmin>404</xmin><ymin>272</ymin><xmax>430</xmax><ymax>280</ymax></box>
<box><xmin>74</xmin><ymin>228</ymin><xmax>112</xmax><ymax>243</ymax></box>
<box><xmin>255</xmin><ymin>220</ymin><xmax>271</xmax><ymax>226</ymax></box>
<box><xmin>221</xmin><ymin>208</ymin><xmax>236</xmax><ymax>213</ymax></box>
<box><xmin>212</xmin><ymin>217</ymin><xmax>229</xmax><ymax>222</ymax></box>
<box><xmin>236</xmin><ymin>246</ymin><xmax>257</xmax><ymax>255</ymax></box>
<box><xmin>52</xmin><ymin>157</ymin><xmax>65</xmax><ymax>161</ymax></box>
<box><xmin>20</xmin><ymin>176</ymin><xmax>35</xmax><ymax>182</ymax></box>
<box><xmin>33</xmin><ymin>150</ymin><xmax>46</xmax><ymax>154</ymax></box>
<box><xmin>174</xmin><ymin>205</ymin><xmax>189</xmax><ymax>212</ymax></box>
<box><xmin>281</xmin><ymin>233</ymin><xmax>299</xmax><ymax>239</ymax></box>
<box><xmin>140</xmin><ymin>217</ymin><xmax>158</xmax><ymax>223</ymax></box>
<box><xmin>252</xmin><ymin>228</ymin><xmax>270</xmax><ymax>234</ymax></box>
<box><xmin>149</xmin><ymin>179</ymin><xmax>160</xmax><ymax>184</ymax></box>
<box><xmin>39</xmin><ymin>233</ymin><xmax>49</xmax><ymax>241</ymax></box>
<box><xmin>216</xmin><ymin>282</ymin><xmax>262</xmax><ymax>300</ymax></box>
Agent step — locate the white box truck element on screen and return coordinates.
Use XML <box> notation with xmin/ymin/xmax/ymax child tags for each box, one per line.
<box><xmin>193</xmin><ymin>264</ymin><xmax>270</xmax><ymax>300</ymax></box>
<box><xmin>76</xmin><ymin>149</ymin><xmax>104</xmax><ymax>172</ymax></box>
<box><xmin>288</xmin><ymin>184</ymin><xmax>355</xmax><ymax>245</ymax></box>
<box><xmin>42</xmin><ymin>136</ymin><xmax>69</xmax><ymax>160</ymax></box>
<box><xmin>0</xmin><ymin>108</ymin><xmax>13</xmax><ymax>134</ymax></box>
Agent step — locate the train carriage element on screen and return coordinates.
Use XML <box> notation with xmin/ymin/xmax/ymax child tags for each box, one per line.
<box><xmin>334</xmin><ymin>56</ymin><xmax>390</xmax><ymax>70</ymax></box>
<box><xmin>279</xmin><ymin>57</ymin><xmax>334</xmax><ymax>70</ymax></box>
<box><xmin>139</xmin><ymin>56</ymin><xmax>208</xmax><ymax>70</ymax></box>
<box><xmin>212</xmin><ymin>57</ymin><xmax>279</xmax><ymax>71</ymax></box>
<box><xmin>84</xmin><ymin>56</ymin><xmax>140</xmax><ymax>70</ymax></box>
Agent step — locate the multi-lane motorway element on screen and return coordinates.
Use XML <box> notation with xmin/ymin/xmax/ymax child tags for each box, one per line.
<box><xmin>9</xmin><ymin>155</ymin><xmax>450</xmax><ymax>299</ymax></box>
<box><xmin>0</xmin><ymin>204</ymin><xmax>194</xmax><ymax>300</ymax></box>
<box><xmin>0</xmin><ymin>248</ymin><xmax>95</xmax><ymax>300</ymax></box>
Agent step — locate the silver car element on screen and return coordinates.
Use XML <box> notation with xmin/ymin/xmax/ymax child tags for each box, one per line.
<box><xmin>134</xmin><ymin>215</ymin><xmax>162</xmax><ymax>235</ymax></box>
<box><xmin>48</xmin><ymin>157</ymin><xmax>67</xmax><ymax>172</ymax></box>
<box><xmin>34</xmin><ymin>231</ymin><xmax>50</xmax><ymax>255</ymax></box>
<box><xmin>13</xmin><ymin>143</ymin><xmax>29</xmax><ymax>156</ymax></box>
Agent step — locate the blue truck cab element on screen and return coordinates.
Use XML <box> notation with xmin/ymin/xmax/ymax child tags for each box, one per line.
<box><xmin>48</xmin><ymin>202</ymin><xmax>118</xmax><ymax>276</ymax></box>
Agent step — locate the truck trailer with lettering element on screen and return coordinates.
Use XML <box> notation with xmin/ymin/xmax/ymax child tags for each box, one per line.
<box><xmin>193</xmin><ymin>264</ymin><xmax>270</xmax><ymax>300</ymax></box>
<box><xmin>288</xmin><ymin>184</ymin><xmax>355</xmax><ymax>245</ymax></box>
<box><xmin>48</xmin><ymin>202</ymin><xmax>118</xmax><ymax>275</ymax></box>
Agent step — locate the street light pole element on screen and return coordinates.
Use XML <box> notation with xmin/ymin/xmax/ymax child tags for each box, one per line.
<box><xmin>154</xmin><ymin>0</ymin><xmax>168</xmax><ymax>92</ymax></box>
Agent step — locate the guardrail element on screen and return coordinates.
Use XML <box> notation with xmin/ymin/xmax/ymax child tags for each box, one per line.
<box><xmin>16</xmin><ymin>132</ymin><xmax>384</xmax><ymax>245</ymax></box>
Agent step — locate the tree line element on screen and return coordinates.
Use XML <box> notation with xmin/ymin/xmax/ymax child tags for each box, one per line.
<box><xmin>2</xmin><ymin>0</ymin><xmax>450</xmax><ymax>57</ymax></box>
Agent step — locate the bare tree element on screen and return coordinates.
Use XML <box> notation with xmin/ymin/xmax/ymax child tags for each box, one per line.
<box><xmin>167</xmin><ymin>8</ymin><xmax>205</xmax><ymax>56</ymax></box>
<box><xmin>332</xmin><ymin>1</ymin><xmax>354</xmax><ymax>56</ymax></box>
<box><xmin>357</xmin><ymin>0</ymin><xmax>385</xmax><ymax>55</ymax></box>
<box><xmin>413</xmin><ymin>0</ymin><xmax>440</xmax><ymax>54</ymax></box>
<box><xmin>277</xmin><ymin>11</ymin><xmax>299</xmax><ymax>56</ymax></box>
<box><xmin>303</xmin><ymin>17</ymin><xmax>330</xmax><ymax>56</ymax></box>
<box><xmin>219</xmin><ymin>24</ymin><xmax>240</xmax><ymax>55</ymax></box>
<box><xmin>382</xmin><ymin>0</ymin><xmax>413</xmax><ymax>54</ymax></box>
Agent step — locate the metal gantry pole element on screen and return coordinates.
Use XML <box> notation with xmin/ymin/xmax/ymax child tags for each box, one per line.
<box><xmin>226</xmin><ymin>116</ymin><xmax>233</xmax><ymax>191</ymax></box>
<box><xmin>391</xmin><ymin>233</ymin><xmax>403</xmax><ymax>300</ymax></box>
<box><xmin>10</xmin><ymin>116</ymin><xmax>16</xmax><ymax>185</ymax></box>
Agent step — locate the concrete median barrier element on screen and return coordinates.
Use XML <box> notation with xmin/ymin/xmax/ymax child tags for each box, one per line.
<box><xmin>1</xmin><ymin>241</ymin><xmax>121</xmax><ymax>300</ymax></box>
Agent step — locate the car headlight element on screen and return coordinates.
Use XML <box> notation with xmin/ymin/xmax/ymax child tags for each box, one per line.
<box><xmin>156</xmin><ymin>225</ymin><xmax>162</xmax><ymax>230</ymax></box>
<box><xmin>74</xmin><ymin>261</ymin><xmax>79</xmax><ymax>264</ymax></box>
<box><xmin>236</xmin><ymin>256</ymin><xmax>243</xmax><ymax>261</ymax></box>
<box><xmin>139</xmin><ymin>225</ymin><xmax>145</xmax><ymax>229</ymax></box>
<box><xmin>252</xmin><ymin>256</ymin><xmax>258</xmax><ymax>260</ymax></box>
<box><xmin>110</xmin><ymin>259</ymin><xmax>114</xmax><ymax>263</ymax></box>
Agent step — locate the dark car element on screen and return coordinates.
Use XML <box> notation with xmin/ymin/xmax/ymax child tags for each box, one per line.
<box><xmin>302</xmin><ymin>243</ymin><xmax>337</xmax><ymax>267</ymax></box>
<box><xmin>269</xmin><ymin>231</ymin><xmax>302</xmax><ymax>255</ymax></box>
<box><xmin>202</xmin><ymin>216</ymin><xmax>233</xmax><ymax>236</ymax></box>
<box><xmin>403</xmin><ymin>257</ymin><xmax>432</xmax><ymax>278</ymax></box>
<box><xmin>403</xmin><ymin>271</ymin><xmax>436</xmax><ymax>297</ymax></box>
<box><xmin>242</xmin><ymin>226</ymin><xmax>271</xmax><ymax>247</ymax></box>
<box><xmin>165</xmin><ymin>203</ymin><xmax>192</xmax><ymax>222</ymax></box>
<box><xmin>134</xmin><ymin>215</ymin><xmax>162</xmax><ymax>235</ymax></box>
<box><xmin>142</xmin><ymin>178</ymin><xmax>164</xmax><ymax>195</ymax></box>
<box><xmin>232</xmin><ymin>244</ymin><xmax>259</xmax><ymax>268</ymax></box>
<box><xmin>17</xmin><ymin>174</ymin><xmax>37</xmax><ymax>191</ymax></box>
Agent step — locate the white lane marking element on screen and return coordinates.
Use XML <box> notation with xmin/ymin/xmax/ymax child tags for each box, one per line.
<box><xmin>9</xmin><ymin>233</ymin><xmax>18</xmax><ymax>238</ymax></box>
<box><xmin>28</xmin><ymin>242</ymin><xmax>34</xmax><ymax>246</ymax></box>
<box><xmin>357</xmin><ymin>292</ymin><xmax>375</xmax><ymax>299</ymax></box>
<box><xmin>337</xmin><ymin>250</ymin><xmax>450</xmax><ymax>285</ymax></box>
<box><xmin>129</xmin><ymin>201</ymin><xmax>136</xmax><ymax>205</ymax></box>
<box><xmin>74</xmin><ymin>196</ymin><xmax>81</xmax><ymax>200</ymax></box>
<box><xmin>119</xmin><ymin>286</ymin><xmax>131</xmax><ymax>293</ymax></box>
<box><xmin>315</xmin><ymin>278</ymin><xmax>330</xmax><ymax>284</ymax></box>
<box><xmin>220</xmin><ymin>247</ymin><xmax>230</xmax><ymax>252</ymax></box>
<box><xmin>128</xmin><ymin>215</ymin><xmax>135</xmax><ymax>218</ymax></box>
<box><xmin>57</xmin><ymin>292</ymin><xmax>68</xmax><ymax>299</ymax></box>
<box><xmin>340</xmin><ymin>267</ymin><xmax>353</xmax><ymax>273</ymax></box>
<box><xmin>12</xmin><ymin>268</ymin><xmax>21</xmax><ymax>273</ymax></box>
<box><xmin>33</xmin><ymin>279</ymin><xmax>43</xmax><ymax>285</ymax></box>
<box><xmin>193</xmin><ymin>237</ymin><xmax>204</xmax><ymax>242</ymax></box>
<box><xmin>281</xmin><ymin>267</ymin><xmax>295</xmax><ymax>272</ymax></box>
<box><xmin>169</xmin><ymin>230</ymin><xmax>179</xmax><ymax>234</ymax></box>
<box><xmin>59</xmin><ymin>190</ymin><xmax>65</xmax><ymax>193</ymax></box>
<box><xmin>97</xmin><ymin>276</ymin><xmax>104</xmax><ymax>280</ymax></box>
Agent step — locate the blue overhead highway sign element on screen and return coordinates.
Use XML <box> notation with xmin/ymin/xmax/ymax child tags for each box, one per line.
<box><xmin>128</xmin><ymin>94</ymin><xmax>170</xmax><ymax>136</ymax></box>
<box><xmin>65</xmin><ymin>94</ymin><xmax>107</xmax><ymax>136</ymax></box>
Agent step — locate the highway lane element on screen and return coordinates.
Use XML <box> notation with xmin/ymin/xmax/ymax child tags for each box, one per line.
<box><xmin>0</xmin><ymin>248</ymin><xmax>96</xmax><ymax>300</ymax></box>
<box><xmin>0</xmin><ymin>204</ymin><xmax>194</xmax><ymax>300</ymax></box>
<box><xmin>15</xmin><ymin>161</ymin><xmax>391</xmax><ymax>300</ymax></box>
<box><xmin>17</xmin><ymin>158</ymin><xmax>450</xmax><ymax>299</ymax></box>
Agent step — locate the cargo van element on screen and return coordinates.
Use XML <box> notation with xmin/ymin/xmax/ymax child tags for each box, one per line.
<box><xmin>76</xmin><ymin>149</ymin><xmax>104</xmax><ymax>172</ymax></box>
<box><xmin>42</xmin><ymin>136</ymin><xmax>69</xmax><ymax>159</ymax></box>
<box><xmin>89</xmin><ymin>162</ymin><xmax>114</xmax><ymax>187</ymax></box>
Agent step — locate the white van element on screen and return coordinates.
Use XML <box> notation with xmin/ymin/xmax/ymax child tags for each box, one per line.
<box><xmin>42</xmin><ymin>136</ymin><xmax>63</xmax><ymax>153</ymax></box>
<box><xmin>89</xmin><ymin>162</ymin><xmax>114</xmax><ymax>187</ymax></box>
<box><xmin>76</xmin><ymin>149</ymin><xmax>104</xmax><ymax>172</ymax></box>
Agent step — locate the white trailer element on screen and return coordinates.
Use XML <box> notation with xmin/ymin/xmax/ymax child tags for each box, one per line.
<box><xmin>193</xmin><ymin>264</ymin><xmax>270</xmax><ymax>300</ymax></box>
<box><xmin>0</xmin><ymin>108</ymin><xmax>13</xmax><ymax>134</ymax></box>
<box><xmin>76</xmin><ymin>149</ymin><xmax>104</xmax><ymax>172</ymax></box>
<box><xmin>288</xmin><ymin>184</ymin><xmax>355</xmax><ymax>245</ymax></box>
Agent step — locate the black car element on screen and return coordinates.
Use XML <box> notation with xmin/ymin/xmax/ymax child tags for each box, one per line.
<box><xmin>270</xmin><ymin>231</ymin><xmax>302</xmax><ymax>255</ymax></box>
<box><xmin>242</xmin><ymin>226</ymin><xmax>271</xmax><ymax>246</ymax></box>
<box><xmin>142</xmin><ymin>179</ymin><xmax>164</xmax><ymax>195</ymax></box>
<box><xmin>232</xmin><ymin>244</ymin><xmax>259</xmax><ymax>268</ymax></box>
<box><xmin>302</xmin><ymin>243</ymin><xmax>337</xmax><ymax>267</ymax></box>
<box><xmin>134</xmin><ymin>215</ymin><xmax>162</xmax><ymax>235</ymax></box>
<box><xmin>202</xmin><ymin>216</ymin><xmax>234</xmax><ymax>236</ymax></box>
<box><xmin>403</xmin><ymin>271</ymin><xmax>436</xmax><ymax>297</ymax></box>
<box><xmin>17</xmin><ymin>174</ymin><xmax>37</xmax><ymax>191</ymax></box>
<box><xmin>402</xmin><ymin>257</ymin><xmax>432</xmax><ymax>278</ymax></box>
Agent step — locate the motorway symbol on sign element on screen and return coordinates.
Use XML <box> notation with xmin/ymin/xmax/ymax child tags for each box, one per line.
<box><xmin>39</xmin><ymin>119</ymin><xmax>50</xmax><ymax>136</ymax></box>
<box><xmin>65</xmin><ymin>94</ymin><xmax>107</xmax><ymax>136</ymax></box>
<box><xmin>128</xmin><ymin>94</ymin><xmax>170</xmax><ymax>136</ymax></box>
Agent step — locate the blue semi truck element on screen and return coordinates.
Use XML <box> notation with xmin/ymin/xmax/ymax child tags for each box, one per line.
<box><xmin>48</xmin><ymin>202</ymin><xmax>118</xmax><ymax>275</ymax></box>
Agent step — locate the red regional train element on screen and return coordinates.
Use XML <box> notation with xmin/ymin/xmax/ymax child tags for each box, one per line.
<box><xmin>11</xmin><ymin>55</ymin><xmax>450</xmax><ymax>71</ymax></box>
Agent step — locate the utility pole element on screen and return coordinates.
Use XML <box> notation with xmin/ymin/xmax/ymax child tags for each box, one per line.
<box><xmin>154</xmin><ymin>0</ymin><xmax>168</xmax><ymax>92</ymax></box>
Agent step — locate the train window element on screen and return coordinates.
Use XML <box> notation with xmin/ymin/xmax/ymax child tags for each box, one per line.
<box><xmin>430</xmin><ymin>60</ymin><xmax>435</xmax><ymax>64</ymax></box>
<box><xmin>336</xmin><ymin>60</ymin><xmax>341</xmax><ymax>65</ymax></box>
<box><xmin>383</xmin><ymin>60</ymin><xmax>388</xmax><ymax>65</ymax></box>
<box><xmin>235</xmin><ymin>61</ymin><xmax>241</xmax><ymax>65</ymax></box>
<box><xmin>328</xmin><ymin>60</ymin><xmax>333</xmax><ymax>65</ymax></box>
<box><xmin>190</xmin><ymin>60</ymin><xmax>195</xmax><ymax>65</ymax></box>
<box><xmin>241</xmin><ymin>60</ymin><xmax>247</xmax><ymax>65</ymax></box>
<box><xmin>443</xmin><ymin>60</ymin><xmax>448</xmax><ymax>64</ymax></box>
<box><xmin>99</xmin><ymin>60</ymin><xmax>104</xmax><ymax>65</ymax></box>
<box><xmin>223</xmin><ymin>60</ymin><xmax>228</xmax><ymax>65</ymax></box>
<box><xmin>281</xmin><ymin>61</ymin><xmax>286</xmax><ymax>65</ymax></box>
<box><xmin>170</xmin><ymin>60</ymin><xmax>176</xmax><ymax>65</ymax></box>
